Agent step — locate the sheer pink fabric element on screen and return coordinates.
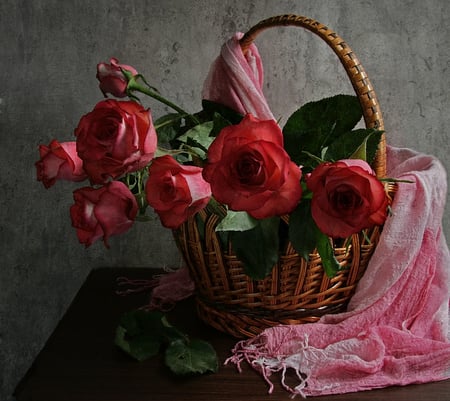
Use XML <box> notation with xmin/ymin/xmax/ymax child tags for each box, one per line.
<box><xmin>202</xmin><ymin>33</ymin><xmax>275</xmax><ymax>121</ymax></box>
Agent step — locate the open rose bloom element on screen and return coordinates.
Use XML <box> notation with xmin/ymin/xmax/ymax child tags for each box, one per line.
<box><xmin>307</xmin><ymin>159</ymin><xmax>389</xmax><ymax>238</ymax></box>
<box><xmin>202</xmin><ymin>114</ymin><xmax>302</xmax><ymax>219</ymax></box>
<box><xmin>70</xmin><ymin>181</ymin><xmax>138</xmax><ymax>247</ymax></box>
<box><xmin>75</xmin><ymin>99</ymin><xmax>157</xmax><ymax>184</ymax></box>
<box><xmin>145</xmin><ymin>155</ymin><xmax>211</xmax><ymax>229</ymax></box>
<box><xmin>35</xmin><ymin>140</ymin><xmax>87</xmax><ymax>188</ymax></box>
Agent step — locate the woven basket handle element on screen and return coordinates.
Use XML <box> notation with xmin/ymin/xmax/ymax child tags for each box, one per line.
<box><xmin>240</xmin><ymin>14</ymin><xmax>386</xmax><ymax>178</ymax></box>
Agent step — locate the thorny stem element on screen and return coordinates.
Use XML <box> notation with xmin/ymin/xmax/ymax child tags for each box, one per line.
<box><xmin>127</xmin><ymin>77</ymin><xmax>200</xmax><ymax>125</ymax></box>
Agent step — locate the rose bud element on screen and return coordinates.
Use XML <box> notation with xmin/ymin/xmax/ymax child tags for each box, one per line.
<box><xmin>96</xmin><ymin>57</ymin><xmax>138</xmax><ymax>98</ymax></box>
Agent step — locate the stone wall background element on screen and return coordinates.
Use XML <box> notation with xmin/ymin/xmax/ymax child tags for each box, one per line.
<box><xmin>1</xmin><ymin>1</ymin><xmax>449</xmax><ymax>399</ymax></box>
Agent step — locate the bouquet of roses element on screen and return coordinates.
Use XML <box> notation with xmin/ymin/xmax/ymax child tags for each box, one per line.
<box><xmin>36</xmin><ymin>57</ymin><xmax>391</xmax><ymax>280</ymax></box>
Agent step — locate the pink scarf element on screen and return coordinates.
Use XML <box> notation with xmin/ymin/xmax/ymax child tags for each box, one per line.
<box><xmin>202</xmin><ymin>34</ymin><xmax>450</xmax><ymax>397</ymax></box>
<box><xmin>201</xmin><ymin>33</ymin><xmax>275</xmax><ymax>121</ymax></box>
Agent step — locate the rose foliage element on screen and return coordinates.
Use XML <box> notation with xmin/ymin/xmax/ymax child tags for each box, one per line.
<box><xmin>36</xmin><ymin>57</ymin><xmax>393</xmax><ymax>279</ymax></box>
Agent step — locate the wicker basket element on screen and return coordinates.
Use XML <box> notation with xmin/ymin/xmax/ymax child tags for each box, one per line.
<box><xmin>174</xmin><ymin>14</ymin><xmax>390</xmax><ymax>338</ymax></box>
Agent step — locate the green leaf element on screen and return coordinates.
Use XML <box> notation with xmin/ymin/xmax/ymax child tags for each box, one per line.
<box><xmin>201</xmin><ymin>99</ymin><xmax>243</xmax><ymax>125</ymax></box>
<box><xmin>230</xmin><ymin>217</ymin><xmax>280</xmax><ymax>280</ymax></box>
<box><xmin>283</xmin><ymin>95</ymin><xmax>362</xmax><ymax>168</ymax></box>
<box><xmin>154</xmin><ymin>147</ymin><xmax>175</xmax><ymax>158</ymax></box>
<box><xmin>379</xmin><ymin>177</ymin><xmax>414</xmax><ymax>184</ymax></box>
<box><xmin>115</xmin><ymin>327</ymin><xmax>162</xmax><ymax>362</ymax></box>
<box><xmin>288</xmin><ymin>199</ymin><xmax>317</xmax><ymax>261</ymax></box>
<box><xmin>154</xmin><ymin>113</ymin><xmax>183</xmax><ymax>144</ymax></box>
<box><xmin>349</xmin><ymin>129</ymin><xmax>383</xmax><ymax>163</ymax></box>
<box><xmin>349</xmin><ymin>133</ymin><xmax>369</xmax><ymax>161</ymax></box>
<box><xmin>114</xmin><ymin>310</ymin><xmax>188</xmax><ymax>362</ymax></box>
<box><xmin>118</xmin><ymin>310</ymin><xmax>164</xmax><ymax>335</ymax></box>
<box><xmin>315</xmin><ymin>230</ymin><xmax>341</xmax><ymax>277</ymax></box>
<box><xmin>177</xmin><ymin>121</ymin><xmax>214</xmax><ymax>158</ymax></box>
<box><xmin>115</xmin><ymin>310</ymin><xmax>168</xmax><ymax>362</ymax></box>
<box><xmin>211</xmin><ymin>112</ymin><xmax>232</xmax><ymax>137</ymax></box>
<box><xmin>324</xmin><ymin>128</ymin><xmax>383</xmax><ymax>163</ymax></box>
<box><xmin>160</xmin><ymin>315</ymin><xmax>188</xmax><ymax>343</ymax></box>
<box><xmin>215</xmin><ymin>210</ymin><xmax>258</xmax><ymax>232</ymax></box>
<box><xmin>114</xmin><ymin>311</ymin><xmax>218</xmax><ymax>377</ymax></box>
<box><xmin>165</xmin><ymin>339</ymin><xmax>219</xmax><ymax>376</ymax></box>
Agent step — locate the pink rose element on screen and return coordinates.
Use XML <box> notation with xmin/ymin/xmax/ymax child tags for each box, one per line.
<box><xmin>96</xmin><ymin>57</ymin><xmax>138</xmax><ymax>98</ymax></box>
<box><xmin>307</xmin><ymin>159</ymin><xmax>389</xmax><ymax>238</ymax></box>
<box><xmin>75</xmin><ymin>99</ymin><xmax>157</xmax><ymax>184</ymax></box>
<box><xmin>35</xmin><ymin>140</ymin><xmax>87</xmax><ymax>188</ymax></box>
<box><xmin>70</xmin><ymin>181</ymin><xmax>138</xmax><ymax>247</ymax></box>
<box><xmin>202</xmin><ymin>114</ymin><xmax>302</xmax><ymax>219</ymax></box>
<box><xmin>145</xmin><ymin>155</ymin><xmax>212</xmax><ymax>229</ymax></box>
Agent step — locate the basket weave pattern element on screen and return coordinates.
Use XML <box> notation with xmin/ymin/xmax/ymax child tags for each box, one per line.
<box><xmin>174</xmin><ymin>14</ymin><xmax>389</xmax><ymax>338</ymax></box>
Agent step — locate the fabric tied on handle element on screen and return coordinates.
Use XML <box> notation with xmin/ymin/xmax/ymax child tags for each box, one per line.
<box><xmin>202</xmin><ymin>33</ymin><xmax>275</xmax><ymax>121</ymax></box>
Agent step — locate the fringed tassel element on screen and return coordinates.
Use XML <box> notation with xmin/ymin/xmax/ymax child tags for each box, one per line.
<box><xmin>225</xmin><ymin>331</ymin><xmax>312</xmax><ymax>398</ymax></box>
<box><xmin>116</xmin><ymin>266</ymin><xmax>195</xmax><ymax>312</ymax></box>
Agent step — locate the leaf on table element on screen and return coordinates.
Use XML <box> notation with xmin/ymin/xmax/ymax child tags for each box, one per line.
<box><xmin>114</xmin><ymin>310</ymin><xmax>179</xmax><ymax>362</ymax></box>
<box><xmin>165</xmin><ymin>339</ymin><xmax>219</xmax><ymax>375</ymax></box>
<box><xmin>115</xmin><ymin>325</ymin><xmax>162</xmax><ymax>362</ymax></box>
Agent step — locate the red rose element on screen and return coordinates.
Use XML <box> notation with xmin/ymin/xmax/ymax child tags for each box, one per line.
<box><xmin>145</xmin><ymin>155</ymin><xmax>212</xmax><ymax>229</ymax></box>
<box><xmin>307</xmin><ymin>159</ymin><xmax>388</xmax><ymax>238</ymax></box>
<box><xmin>96</xmin><ymin>57</ymin><xmax>138</xmax><ymax>98</ymax></box>
<box><xmin>202</xmin><ymin>114</ymin><xmax>302</xmax><ymax>219</ymax></box>
<box><xmin>70</xmin><ymin>181</ymin><xmax>138</xmax><ymax>247</ymax></box>
<box><xmin>75</xmin><ymin>99</ymin><xmax>157</xmax><ymax>184</ymax></box>
<box><xmin>35</xmin><ymin>140</ymin><xmax>87</xmax><ymax>188</ymax></box>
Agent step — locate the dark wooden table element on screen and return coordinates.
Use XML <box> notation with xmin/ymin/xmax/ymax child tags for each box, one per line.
<box><xmin>14</xmin><ymin>268</ymin><xmax>450</xmax><ymax>401</ymax></box>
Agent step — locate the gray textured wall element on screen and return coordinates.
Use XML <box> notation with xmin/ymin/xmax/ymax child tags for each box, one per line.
<box><xmin>1</xmin><ymin>0</ymin><xmax>449</xmax><ymax>399</ymax></box>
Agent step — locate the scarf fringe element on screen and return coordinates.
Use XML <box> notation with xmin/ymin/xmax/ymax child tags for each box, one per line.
<box><xmin>225</xmin><ymin>333</ymin><xmax>314</xmax><ymax>398</ymax></box>
<box><xmin>116</xmin><ymin>266</ymin><xmax>195</xmax><ymax>312</ymax></box>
